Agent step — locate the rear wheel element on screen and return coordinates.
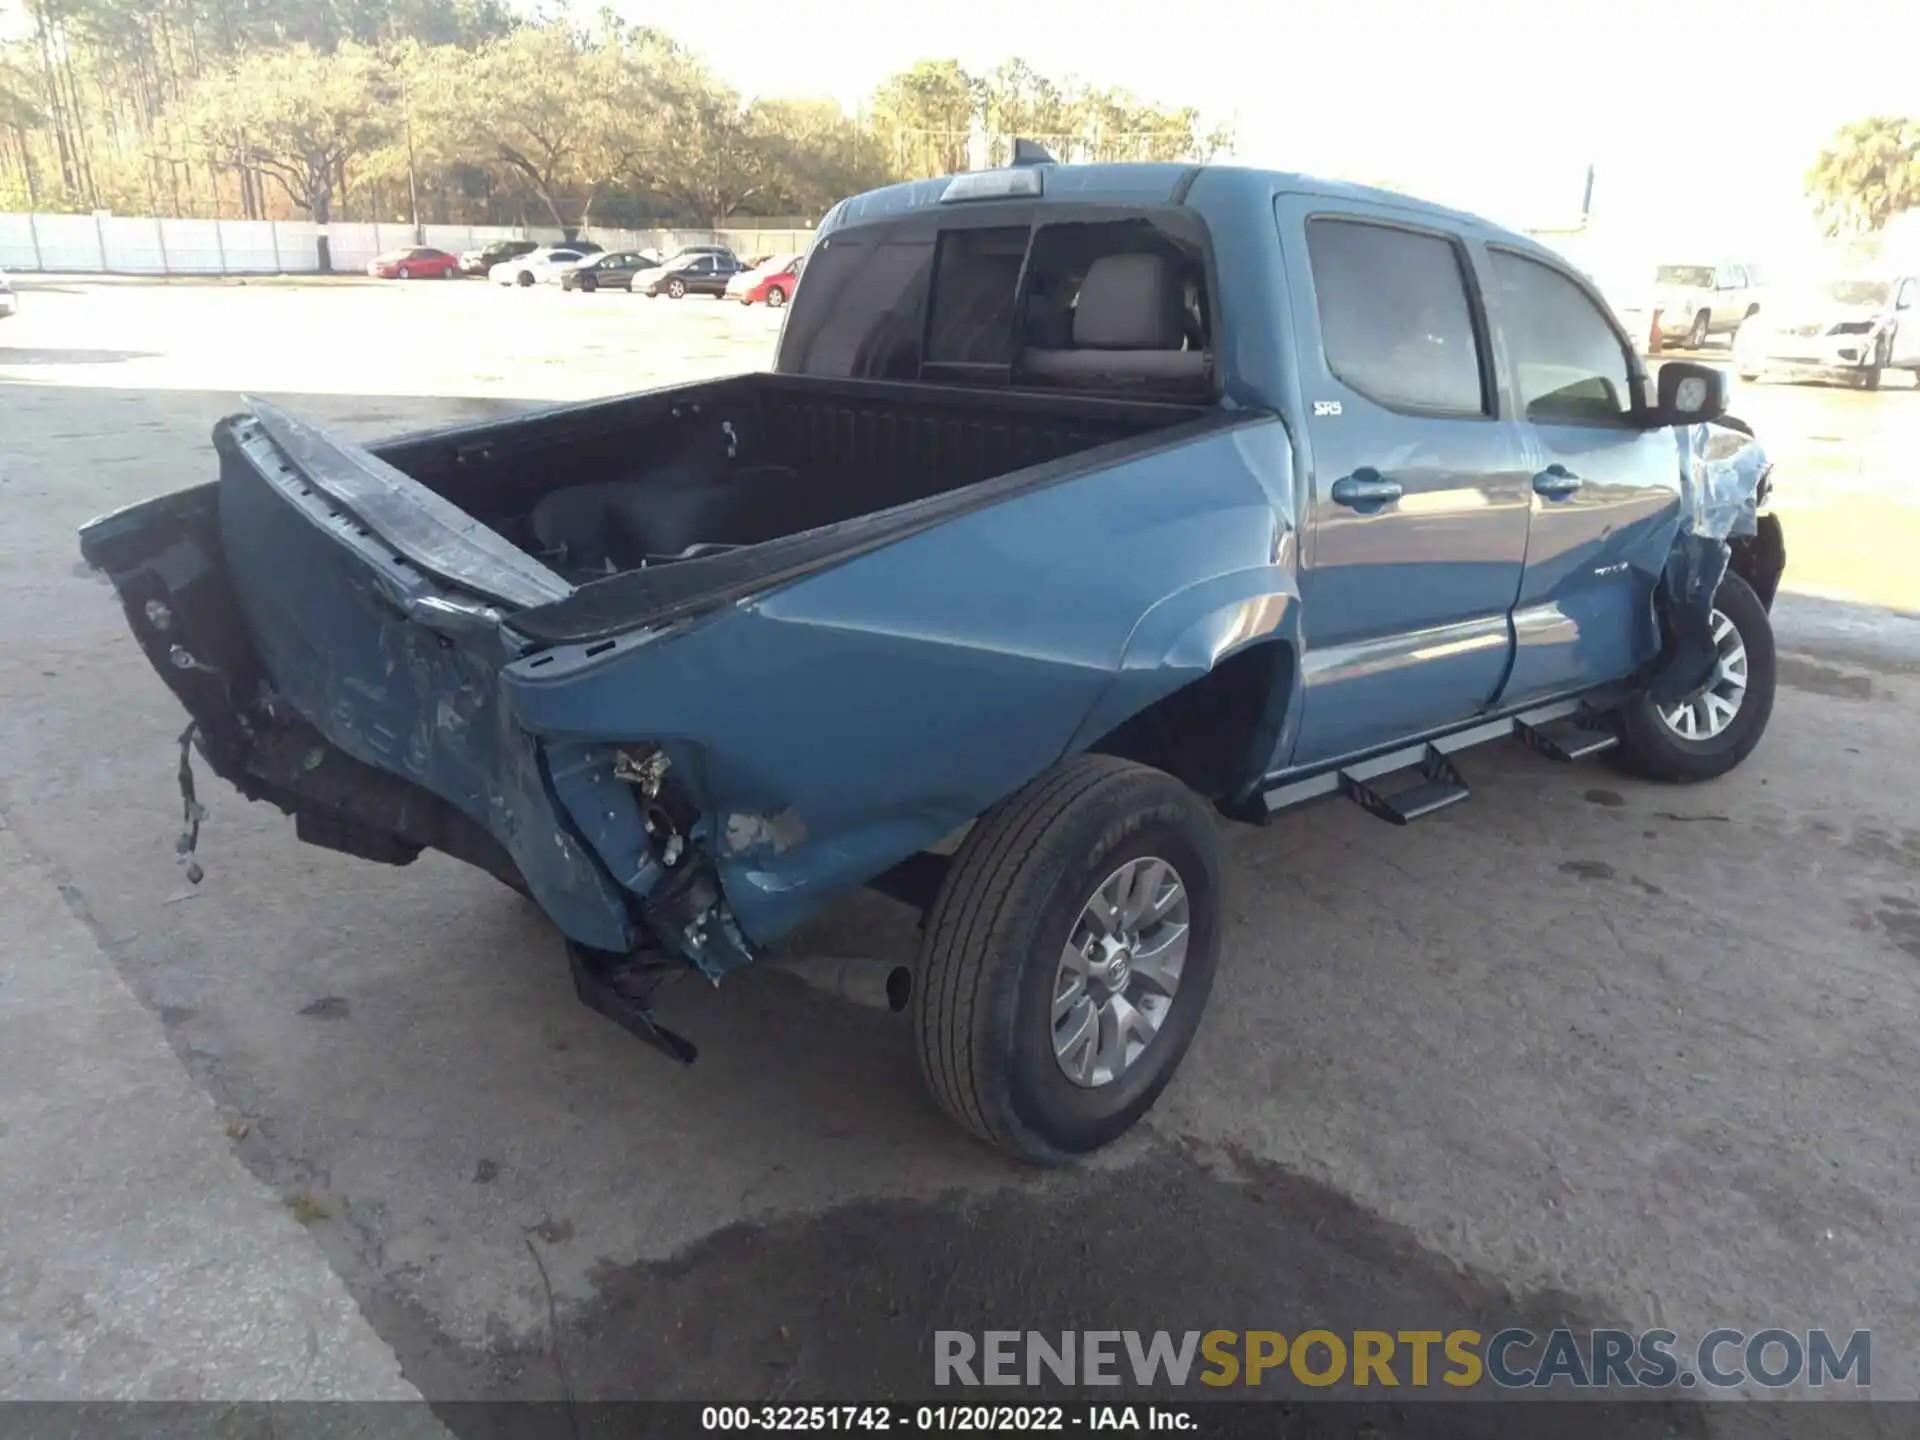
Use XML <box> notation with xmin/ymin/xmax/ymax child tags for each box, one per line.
<box><xmin>1615</xmin><ymin>573</ymin><xmax>1775</xmax><ymax>782</ymax></box>
<box><xmin>915</xmin><ymin>754</ymin><xmax>1222</xmax><ymax>1163</ymax></box>
<box><xmin>765</xmin><ymin>285</ymin><xmax>787</xmax><ymax>308</ymax></box>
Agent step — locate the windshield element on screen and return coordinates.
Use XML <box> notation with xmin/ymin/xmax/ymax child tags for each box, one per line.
<box><xmin>1825</xmin><ymin>279</ymin><xmax>1891</xmax><ymax>307</ymax></box>
<box><xmin>1656</xmin><ymin>265</ymin><xmax>1716</xmax><ymax>289</ymax></box>
<box><xmin>755</xmin><ymin>253</ymin><xmax>800</xmax><ymax>274</ymax></box>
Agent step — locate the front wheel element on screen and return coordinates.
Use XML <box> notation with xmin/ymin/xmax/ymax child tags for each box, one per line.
<box><xmin>580</xmin><ymin>275</ymin><xmax>597</xmax><ymax>292</ymax></box>
<box><xmin>765</xmin><ymin>285</ymin><xmax>787</xmax><ymax>309</ymax></box>
<box><xmin>397</xmin><ymin>266</ymin><xmax>412</xmax><ymax>280</ymax></box>
<box><xmin>516</xmin><ymin>271</ymin><xmax>534</xmax><ymax>287</ymax></box>
<box><xmin>1687</xmin><ymin>311</ymin><xmax>1711</xmax><ymax>350</ymax></box>
<box><xmin>666</xmin><ymin>278</ymin><xmax>686</xmax><ymax>299</ymax></box>
<box><xmin>915</xmin><ymin>754</ymin><xmax>1223</xmax><ymax>1163</ymax></box>
<box><xmin>1614</xmin><ymin>572</ymin><xmax>1775</xmax><ymax>783</ymax></box>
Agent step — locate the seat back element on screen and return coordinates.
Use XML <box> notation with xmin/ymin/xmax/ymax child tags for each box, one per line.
<box><xmin>1023</xmin><ymin>253</ymin><xmax>1209</xmax><ymax>384</ymax></box>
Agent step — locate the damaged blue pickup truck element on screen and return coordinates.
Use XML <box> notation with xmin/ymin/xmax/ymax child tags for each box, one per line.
<box><xmin>81</xmin><ymin>160</ymin><xmax>1783</xmax><ymax>1162</ymax></box>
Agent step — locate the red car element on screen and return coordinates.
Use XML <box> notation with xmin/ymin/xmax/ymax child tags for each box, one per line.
<box><xmin>366</xmin><ymin>246</ymin><xmax>460</xmax><ymax>279</ymax></box>
<box><xmin>724</xmin><ymin>252</ymin><xmax>804</xmax><ymax>308</ymax></box>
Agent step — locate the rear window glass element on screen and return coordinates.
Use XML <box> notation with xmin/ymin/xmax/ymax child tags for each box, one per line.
<box><xmin>778</xmin><ymin>234</ymin><xmax>934</xmax><ymax>380</ymax></box>
<box><xmin>925</xmin><ymin>227</ymin><xmax>1028</xmax><ymax>364</ymax></box>
<box><xmin>778</xmin><ymin>209</ymin><xmax>1212</xmax><ymax>394</ymax></box>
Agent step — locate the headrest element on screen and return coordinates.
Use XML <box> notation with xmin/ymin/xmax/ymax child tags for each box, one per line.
<box><xmin>1072</xmin><ymin>253</ymin><xmax>1186</xmax><ymax>351</ymax></box>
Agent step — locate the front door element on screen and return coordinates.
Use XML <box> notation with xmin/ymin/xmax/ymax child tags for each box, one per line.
<box><xmin>1485</xmin><ymin>246</ymin><xmax>1684</xmax><ymax>703</ymax></box>
<box><xmin>1276</xmin><ymin>199</ymin><xmax>1533</xmax><ymax>767</ymax></box>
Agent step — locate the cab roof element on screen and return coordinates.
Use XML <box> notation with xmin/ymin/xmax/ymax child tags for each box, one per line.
<box><xmin>822</xmin><ymin>161</ymin><xmax>1536</xmax><ymax>251</ymax></box>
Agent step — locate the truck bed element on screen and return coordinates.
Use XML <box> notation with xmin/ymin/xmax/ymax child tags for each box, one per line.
<box><xmin>357</xmin><ymin>372</ymin><xmax>1211</xmax><ymax>641</ymax></box>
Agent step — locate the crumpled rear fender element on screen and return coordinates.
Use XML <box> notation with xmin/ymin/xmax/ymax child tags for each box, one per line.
<box><xmin>501</xmin><ymin>417</ymin><xmax>1292</xmax><ymax>953</ymax></box>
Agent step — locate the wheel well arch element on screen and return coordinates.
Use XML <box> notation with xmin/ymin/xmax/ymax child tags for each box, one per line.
<box><xmin>1083</xmin><ymin>640</ymin><xmax>1295</xmax><ymax>805</ymax></box>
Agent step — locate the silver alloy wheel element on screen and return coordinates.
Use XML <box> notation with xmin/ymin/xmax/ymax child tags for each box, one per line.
<box><xmin>1051</xmin><ymin>856</ymin><xmax>1190</xmax><ymax>1088</ymax></box>
<box><xmin>1658</xmin><ymin>607</ymin><xmax>1749</xmax><ymax>741</ymax></box>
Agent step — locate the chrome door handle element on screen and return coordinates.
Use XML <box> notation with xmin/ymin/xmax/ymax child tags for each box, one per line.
<box><xmin>1330</xmin><ymin>472</ymin><xmax>1403</xmax><ymax>507</ymax></box>
<box><xmin>1533</xmin><ymin>465</ymin><xmax>1583</xmax><ymax>498</ymax></box>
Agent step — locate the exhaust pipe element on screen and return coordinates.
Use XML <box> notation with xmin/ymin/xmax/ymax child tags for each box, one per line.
<box><xmin>767</xmin><ymin>955</ymin><xmax>912</xmax><ymax>1013</ymax></box>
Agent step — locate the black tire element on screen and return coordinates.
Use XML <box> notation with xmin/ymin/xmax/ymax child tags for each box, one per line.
<box><xmin>580</xmin><ymin>274</ymin><xmax>597</xmax><ymax>292</ymax></box>
<box><xmin>765</xmin><ymin>284</ymin><xmax>786</xmax><ymax>308</ymax></box>
<box><xmin>516</xmin><ymin>270</ymin><xmax>534</xmax><ymax>287</ymax></box>
<box><xmin>915</xmin><ymin>754</ymin><xmax>1223</xmax><ymax>1163</ymax></box>
<box><xmin>1614</xmin><ymin>572</ymin><xmax>1775</xmax><ymax>783</ymax></box>
<box><xmin>1688</xmin><ymin>311</ymin><xmax>1711</xmax><ymax>350</ymax></box>
<box><xmin>667</xmin><ymin>277</ymin><xmax>686</xmax><ymax>299</ymax></box>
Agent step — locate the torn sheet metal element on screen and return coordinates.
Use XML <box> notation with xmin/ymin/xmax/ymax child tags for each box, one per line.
<box><xmin>1648</xmin><ymin>419</ymin><xmax>1770</xmax><ymax>703</ymax></box>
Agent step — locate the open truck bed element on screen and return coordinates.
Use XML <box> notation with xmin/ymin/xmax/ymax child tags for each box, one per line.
<box><xmin>358</xmin><ymin>373</ymin><xmax>1207</xmax><ymax>639</ymax></box>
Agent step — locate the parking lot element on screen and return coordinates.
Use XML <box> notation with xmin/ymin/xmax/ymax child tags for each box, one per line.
<box><xmin>4</xmin><ymin>276</ymin><xmax>1920</xmax><ymax>1418</ymax></box>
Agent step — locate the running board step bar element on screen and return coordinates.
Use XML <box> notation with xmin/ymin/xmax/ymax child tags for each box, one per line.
<box><xmin>1237</xmin><ymin>693</ymin><xmax>1627</xmax><ymax>825</ymax></box>
<box><xmin>1339</xmin><ymin>745</ymin><xmax>1469</xmax><ymax>825</ymax></box>
<box><xmin>1515</xmin><ymin>714</ymin><xmax>1620</xmax><ymax>763</ymax></box>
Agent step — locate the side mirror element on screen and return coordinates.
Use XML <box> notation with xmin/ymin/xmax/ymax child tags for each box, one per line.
<box><xmin>1650</xmin><ymin>360</ymin><xmax>1729</xmax><ymax>427</ymax></box>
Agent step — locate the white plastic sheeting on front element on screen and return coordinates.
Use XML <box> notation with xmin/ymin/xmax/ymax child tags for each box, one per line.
<box><xmin>0</xmin><ymin>212</ymin><xmax>816</xmax><ymax>276</ymax></box>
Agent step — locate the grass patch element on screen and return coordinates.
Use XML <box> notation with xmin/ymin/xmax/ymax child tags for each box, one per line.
<box><xmin>285</xmin><ymin>1189</ymin><xmax>332</xmax><ymax>1225</ymax></box>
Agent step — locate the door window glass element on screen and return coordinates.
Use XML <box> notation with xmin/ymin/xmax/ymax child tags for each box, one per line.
<box><xmin>1490</xmin><ymin>249</ymin><xmax>1635</xmax><ymax>425</ymax></box>
<box><xmin>1305</xmin><ymin>218</ymin><xmax>1487</xmax><ymax>415</ymax></box>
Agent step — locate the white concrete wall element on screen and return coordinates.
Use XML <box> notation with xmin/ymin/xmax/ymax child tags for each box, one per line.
<box><xmin>0</xmin><ymin>213</ymin><xmax>814</xmax><ymax>275</ymax></box>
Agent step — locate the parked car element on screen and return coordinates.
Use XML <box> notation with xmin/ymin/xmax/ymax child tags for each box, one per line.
<box><xmin>489</xmin><ymin>247</ymin><xmax>588</xmax><ymax>287</ymax></box>
<box><xmin>558</xmin><ymin>251</ymin><xmax>663</xmax><ymax>293</ymax></box>
<box><xmin>725</xmin><ymin>252</ymin><xmax>803</xmax><ymax>307</ymax></box>
<box><xmin>0</xmin><ymin>268</ymin><xmax>13</xmax><ymax>320</ymax></box>
<box><xmin>662</xmin><ymin>244</ymin><xmax>739</xmax><ymax>267</ymax></box>
<box><xmin>80</xmin><ymin>161</ymin><xmax>1783</xmax><ymax>1164</ymax></box>
<box><xmin>638</xmin><ymin>250</ymin><xmax>747</xmax><ymax>298</ymax></box>
<box><xmin>366</xmin><ymin>246</ymin><xmax>460</xmax><ymax>280</ymax></box>
<box><xmin>460</xmin><ymin>239</ymin><xmax>538</xmax><ymax>276</ymax></box>
<box><xmin>1734</xmin><ymin>274</ymin><xmax>1920</xmax><ymax>388</ymax></box>
<box><xmin>1615</xmin><ymin>262</ymin><xmax>1763</xmax><ymax>351</ymax></box>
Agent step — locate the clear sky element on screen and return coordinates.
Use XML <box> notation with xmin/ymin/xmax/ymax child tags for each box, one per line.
<box><xmin>595</xmin><ymin>0</ymin><xmax>1910</xmax><ymax>266</ymax></box>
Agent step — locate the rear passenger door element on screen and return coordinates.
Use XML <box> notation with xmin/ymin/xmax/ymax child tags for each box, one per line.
<box><xmin>1276</xmin><ymin>199</ymin><xmax>1533</xmax><ymax>766</ymax></box>
<box><xmin>1485</xmin><ymin>247</ymin><xmax>1681</xmax><ymax>703</ymax></box>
